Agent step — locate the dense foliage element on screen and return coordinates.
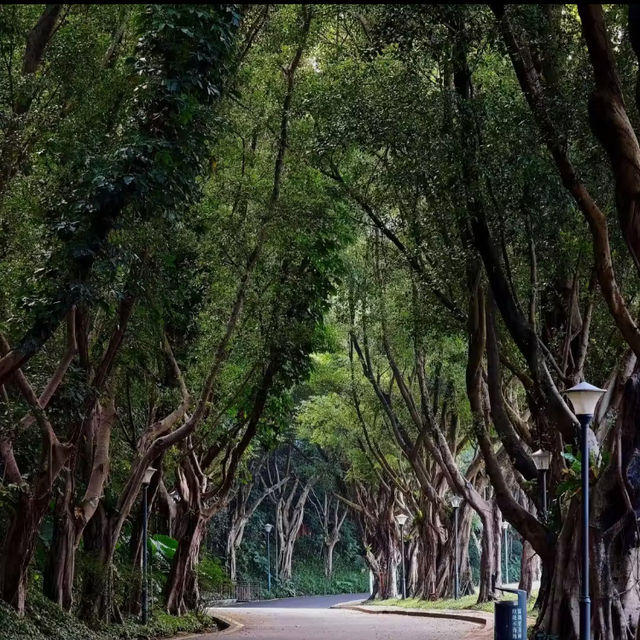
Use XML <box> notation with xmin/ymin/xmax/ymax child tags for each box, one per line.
<box><xmin>5</xmin><ymin>5</ymin><xmax>640</xmax><ymax>640</ymax></box>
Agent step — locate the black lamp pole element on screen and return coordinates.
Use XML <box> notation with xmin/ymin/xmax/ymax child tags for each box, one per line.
<box><xmin>140</xmin><ymin>467</ymin><xmax>156</xmax><ymax>625</ymax></box>
<box><xmin>454</xmin><ymin>505</ymin><xmax>459</xmax><ymax>600</ymax></box>
<box><xmin>400</xmin><ymin>521</ymin><xmax>406</xmax><ymax>599</ymax></box>
<box><xmin>565</xmin><ymin>381</ymin><xmax>605</xmax><ymax>640</ymax></box>
<box><xmin>395</xmin><ymin>513</ymin><xmax>408</xmax><ymax>599</ymax></box>
<box><xmin>265</xmin><ymin>524</ymin><xmax>273</xmax><ymax>593</ymax></box>
<box><xmin>267</xmin><ymin>530</ymin><xmax>271</xmax><ymax>592</ymax></box>
<box><xmin>579</xmin><ymin>413</ymin><xmax>592</xmax><ymax>640</ymax></box>
<box><xmin>142</xmin><ymin>482</ymin><xmax>149</xmax><ymax>625</ymax></box>
<box><xmin>502</xmin><ymin>523</ymin><xmax>509</xmax><ymax>585</ymax></box>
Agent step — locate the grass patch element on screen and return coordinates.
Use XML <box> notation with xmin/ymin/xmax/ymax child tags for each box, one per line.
<box><xmin>0</xmin><ymin>589</ymin><xmax>217</xmax><ymax>640</ymax></box>
<box><xmin>372</xmin><ymin>589</ymin><xmax>539</xmax><ymax>615</ymax></box>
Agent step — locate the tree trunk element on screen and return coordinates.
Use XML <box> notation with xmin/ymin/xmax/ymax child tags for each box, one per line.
<box><xmin>165</xmin><ymin>512</ymin><xmax>207</xmax><ymax>615</ymax></box>
<box><xmin>78</xmin><ymin>504</ymin><xmax>116</xmax><ymax>625</ymax></box>
<box><xmin>279</xmin><ymin>534</ymin><xmax>296</xmax><ymax>581</ymax></box>
<box><xmin>43</xmin><ymin>471</ymin><xmax>75</xmax><ymax>609</ymax></box>
<box><xmin>125</xmin><ymin>503</ymin><xmax>145</xmax><ymax>615</ymax></box>
<box><xmin>457</xmin><ymin>504</ymin><xmax>475</xmax><ymax>596</ymax></box>
<box><xmin>228</xmin><ymin>543</ymin><xmax>238</xmax><ymax>584</ymax></box>
<box><xmin>519</xmin><ymin>538</ymin><xmax>536</xmax><ymax>596</ymax></box>
<box><xmin>226</xmin><ymin>507</ymin><xmax>259</xmax><ymax>584</ymax></box>
<box><xmin>275</xmin><ymin>476</ymin><xmax>315</xmax><ymax>582</ymax></box>
<box><xmin>411</xmin><ymin>505</ymin><xmax>451</xmax><ymax>600</ymax></box>
<box><xmin>0</xmin><ymin>492</ymin><xmax>50</xmax><ymax>613</ymax></box>
<box><xmin>477</xmin><ymin>515</ymin><xmax>497</xmax><ymax>602</ymax></box>
<box><xmin>225</xmin><ymin>518</ymin><xmax>246</xmax><ymax>583</ymax></box>
<box><xmin>363</xmin><ymin>543</ymin><xmax>399</xmax><ymax>600</ymax></box>
<box><xmin>324</xmin><ymin>538</ymin><xmax>338</xmax><ymax>578</ymax></box>
<box><xmin>352</xmin><ymin>484</ymin><xmax>399</xmax><ymax>600</ymax></box>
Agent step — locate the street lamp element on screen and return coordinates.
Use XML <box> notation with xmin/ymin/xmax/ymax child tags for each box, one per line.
<box><xmin>501</xmin><ymin>521</ymin><xmax>509</xmax><ymax>585</ymax></box>
<box><xmin>531</xmin><ymin>449</ymin><xmax>552</xmax><ymax>518</ymax></box>
<box><xmin>141</xmin><ymin>467</ymin><xmax>156</xmax><ymax>625</ymax></box>
<box><xmin>565</xmin><ymin>381</ymin><xmax>606</xmax><ymax>640</ymax></box>
<box><xmin>449</xmin><ymin>495</ymin><xmax>462</xmax><ymax>599</ymax></box>
<box><xmin>265</xmin><ymin>523</ymin><xmax>273</xmax><ymax>593</ymax></box>
<box><xmin>395</xmin><ymin>513</ymin><xmax>408</xmax><ymax>599</ymax></box>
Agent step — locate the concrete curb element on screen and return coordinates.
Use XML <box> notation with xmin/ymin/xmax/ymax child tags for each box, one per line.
<box><xmin>206</xmin><ymin>609</ymin><xmax>245</xmax><ymax>635</ymax></box>
<box><xmin>166</xmin><ymin>610</ymin><xmax>244</xmax><ymax>639</ymax></box>
<box><xmin>332</xmin><ymin>601</ymin><xmax>492</xmax><ymax>637</ymax></box>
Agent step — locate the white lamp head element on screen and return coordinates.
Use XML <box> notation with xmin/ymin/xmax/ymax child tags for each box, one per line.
<box><xmin>449</xmin><ymin>495</ymin><xmax>463</xmax><ymax>509</ymax></box>
<box><xmin>501</xmin><ymin>521</ymin><xmax>509</xmax><ymax>531</ymax></box>
<box><xmin>531</xmin><ymin>449</ymin><xmax>551</xmax><ymax>471</ymax></box>
<box><xmin>565</xmin><ymin>381</ymin><xmax>606</xmax><ymax>416</ymax></box>
<box><xmin>264</xmin><ymin>523</ymin><xmax>273</xmax><ymax>534</ymax></box>
<box><xmin>395</xmin><ymin>513</ymin><xmax>408</xmax><ymax>527</ymax></box>
<box><xmin>142</xmin><ymin>467</ymin><xmax>157</xmax><ymax>486</ymax></box>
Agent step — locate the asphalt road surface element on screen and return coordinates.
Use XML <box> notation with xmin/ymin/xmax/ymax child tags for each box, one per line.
<box><xmin>231</xmin><ymin>593</ymin><xmax>370</xmax><ymax>609</ymax></box>
<box><xmin>212</xmin><ymin>593</ymin><xmax>478</xmax><ymax>640</ymax></box>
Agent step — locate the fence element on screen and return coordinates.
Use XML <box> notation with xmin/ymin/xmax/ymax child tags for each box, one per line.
<box><xmin>204</xmin><ymin>580</ymin><xmax>264</xmax><ymax>603</ymax></box>
<box><xmin>234</xmin><ymin>581</ymin><xmax>263</xmax><ymax>602</ymax></box>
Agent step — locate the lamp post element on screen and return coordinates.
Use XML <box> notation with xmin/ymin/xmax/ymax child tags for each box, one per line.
<box><xmin>274</xmin><ymin>522</ymin><xmax>279</xmax><ymax>581</ymax></box>
<box><xmin>265</xmin><ymin>523</ymin><xmax>273</xmax><ymax>593</ymax></box>
<box><xmin>531</xmin><ymin>449</ymin><xmax>552</xmax><ymax>519</ymax></box>
<box><xmin>395</xmin><ymin>513</ymin><xmax>408</xmax><ymax>599</ymax></box>
<box><xmin>141</xmin><ymin>467</ymin><xmax>156</xmax><ymax>625</ymax></box>
<box><xmin>565</xmin><ymin>381</ymin><xmax>606</xmax><ymax>640</ymax></box>
<box><xmin>501</xmin><ymin>521</ymin><xmax>509</xmax><ymax>585</ymax></box>
<box><xmin>449</xmin><ymin>495</ymin><xmax>462</xmax><ymax>599</ymax></box>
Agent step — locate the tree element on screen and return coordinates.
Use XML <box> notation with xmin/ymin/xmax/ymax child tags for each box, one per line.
<box><xmin>226</xmin><ymin>455</ymin><xmax>289</xmax><ymax>583</ymax></box>
<box><xmin>309</xmin><ymin>490</ymin><xmax>347</xmax><ymax>578</ymax></box>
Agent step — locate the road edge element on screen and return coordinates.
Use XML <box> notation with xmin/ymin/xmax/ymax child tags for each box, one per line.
<box><xmin>332</xmin><ymin>601</ymin><xmax>492</xmax><ymax>637</ymax></box>
<box><xmin>209</xmin><ymin>610</ymin><xmax>245</xmax><ymax>635</ymax></box>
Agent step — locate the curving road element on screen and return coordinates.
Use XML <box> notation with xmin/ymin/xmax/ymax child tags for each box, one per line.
<box><xmin>210</xmin><ymin>593</ymin><xmax>478</xmax><ymax>640</ymax></box>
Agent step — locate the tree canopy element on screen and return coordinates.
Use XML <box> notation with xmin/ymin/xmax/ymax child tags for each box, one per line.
<box><xmin>3</xmin><ymin>5</ymin><xmax>640</xmax><ymax>640</ymax></box>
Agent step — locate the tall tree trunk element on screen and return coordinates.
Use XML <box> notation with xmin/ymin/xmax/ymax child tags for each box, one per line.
<box><xmin>350</xmin><ymin>483</ymin><xmax>399</xmax><ymax>600</ymax></box>
<box><xmin>456</xmin><ymin>504</ymin><xmax>475</xmax><ymax>596</ymax></box>
<box><xmin>44</xmin><ymin>397</ymin><xmax>115</xmax><ymax>611</ymax></box>
<box><xmin>477</xmin><ymin>513</ymin><xmax>497</xmax><ymax>602</ymax></box>
<box><xmin>43</xmin><ymin>470</ymin><xmax>75</xmax><ymax>609</ymax></box>
<box><xmin>225</xmin><ymin>516</ymin><xmax>247</xmax><ymax>583</ymax></box>
<box><xmin>78</xmin><ymin>504</ymin><xmax>119</xmax><ymax>625</ymax></box>
<box><xmin>275</xmin><ymin>476</ymin><xmax>315</xmax><ymax>581</ymax></box>
<box><xmin>519</xmin><ymin>538</ymin><xmax>536</xmax><ymax>596</ymax></box>
<box><xmin>324</xmin><ymin>538</ymin><xmax>338</xmax><ymax>578</ymax></box>
<box><xmin>0</xmin><ymin>492</ymin><xmax>50</xmax><ymax>612</ymax></box>
<box><xmin>165</xmin><ymin>512</ymin><xmax>207</xmax><ymax>615</ymax></box>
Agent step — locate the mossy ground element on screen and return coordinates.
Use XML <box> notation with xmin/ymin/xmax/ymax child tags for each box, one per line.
<box><xmin>0</xmin><ymin>590</ymin><xmax>217</xmax><ymax>640</ymax></box>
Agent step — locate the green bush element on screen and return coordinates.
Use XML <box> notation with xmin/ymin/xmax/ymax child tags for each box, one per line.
<box><xmin>0</xmin><ymin>589</ymin><xmax>216</xmax><ymax>640</ymax></box>
<box><xmin>199</xmin><ymin>554</ymin><xmax>234</xmax><ymax>594</ymax></box>
<box><xmin>266</xmin><ymin>557</ymin><xmax>369</xmax><ymax>599</ymax></box>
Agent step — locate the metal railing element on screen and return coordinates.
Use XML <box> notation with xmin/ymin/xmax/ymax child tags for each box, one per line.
<box><xmin>234</xmin><ymin>581</ymin><xmax>263</xmax><ymax>602</ymax></box>
<box><xmin>204</xmin><ymin>580</ymin><xmax>264</xmax><ymax>604</ymax></box>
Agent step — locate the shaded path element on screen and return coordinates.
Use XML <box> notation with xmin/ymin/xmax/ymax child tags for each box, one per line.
<box><xmin>211</xmin><ymin>594</ymin><xmax>478</xmax><ymax>640</ymax></box>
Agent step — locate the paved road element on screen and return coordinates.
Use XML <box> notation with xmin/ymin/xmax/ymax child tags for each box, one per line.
<box><xmin>212</xmin><ymin>594</ymin><xmax>478</xmax><ymax>640</ymax></box>
<box><xmin>231</xmin><ymin>592</ymin><xmax>370</xmax><ymax>609</ymax></box>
